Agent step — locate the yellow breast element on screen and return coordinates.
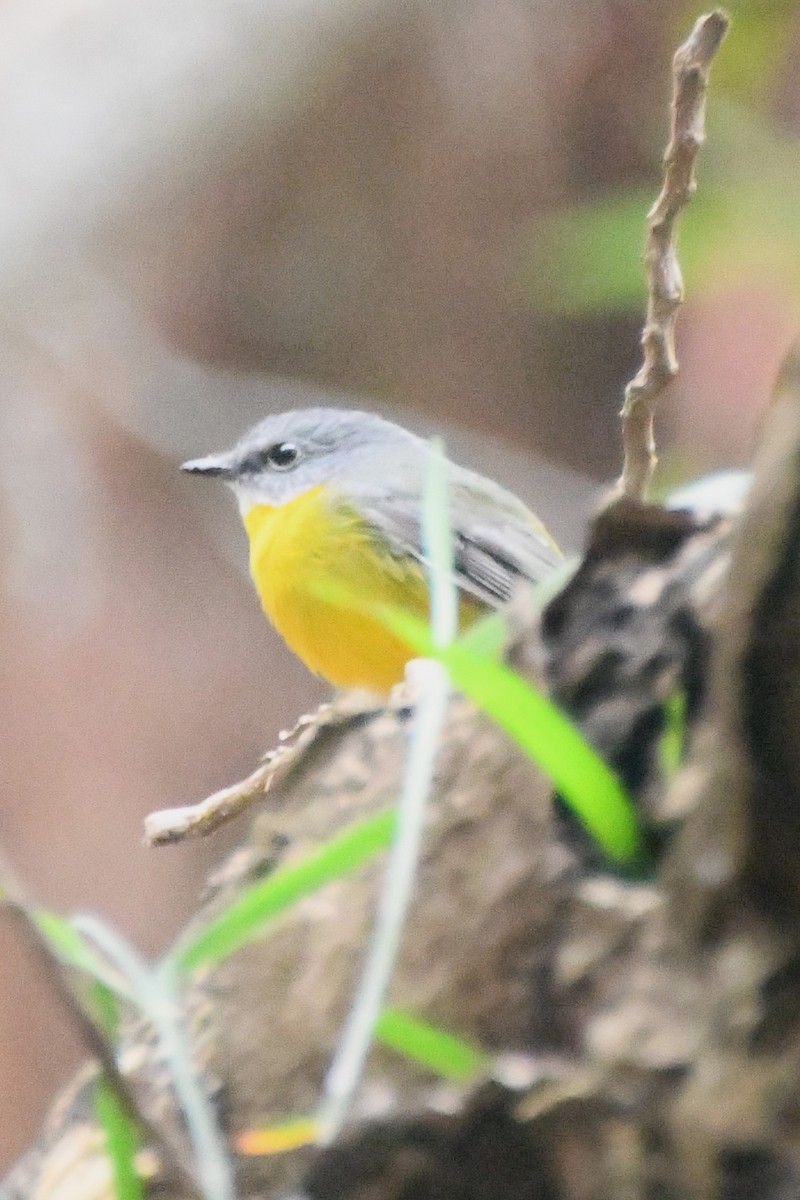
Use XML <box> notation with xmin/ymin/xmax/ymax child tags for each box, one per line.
<box><xmin>243</xmin><ymin>486</ymin><xmax>457</xmax><ymax>692</ymax></box>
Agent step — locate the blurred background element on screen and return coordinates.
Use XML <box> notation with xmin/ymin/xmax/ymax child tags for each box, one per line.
<box><xmin>1</xmin><ymin>0</ymin><xmax>799</xmax><ymax>1172</ymax></box>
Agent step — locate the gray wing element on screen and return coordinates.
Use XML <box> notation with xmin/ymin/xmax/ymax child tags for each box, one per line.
<box><xmin>353</xmin><ymin>474</ymin><xmax>562</xmax><ymax>608</ymax></box>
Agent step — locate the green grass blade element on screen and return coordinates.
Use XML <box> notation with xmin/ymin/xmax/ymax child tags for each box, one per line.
<box><xmin>376</xmin><ymin>1008</ymin><xmax>487</xmax><ymax>1081</ymax></box>
<box><xmin>34</xmin><ymin>908</ymin><xmax>105</xmax><ymax>971</ymax></box>
<box><xmin>457</xmin><ymin>558</ymin><xmax>579</xmax><ymax>661</ymax></box>
<box><xmin>93</xmin><ymin>1076</ymin><xmax>145</xmax><ymax>1200</ymax></box>
<box><xmin>174</xmin><ymin>809</ymin><xmax>396</xmax><ymax>974</ymax></box>
<box><xmin>76</xmin><ymin>915</ymin><xmax>235</xmax><ymax>1200</ymax></box>
<box><xmin>87</xmin><ymin>979</ymin><xmax>122</xmax><ymax>1039</ymax></box>
<box><xmin>444</xmin><ymin>645</ymin><xmax>642</xmax><ymax>863</ymax></box>
<box><xmin>316</xmin><ymin>440</ymin><xmax>455</xmax><ymax>1145</ymax></box>
<box><xmin>309</xmin><ymin>579</ymin><xmax>644</xmax><ymax>865</ymax></box>
<box><xmin>658</xmin><ymin>689</ymin><xmax>688</xmax><ymax>783</ymax></box>
<box><xmin>415</xmin><ymin>617</ymin><xmax>641</xmax><ymax>864</ymax></box>
<box><xmin>457</xmin><ymin>610</ymin><xmax>508</xmax><ymax>659</ymax></box>
<box><xmin>345</xmin><ymin>602</ymin><xmax>643</xmax><ymax>865</ymax></box>
<box><xmin>316</xmin><ymin>667</ymin><xmax>450</xmax><ymax>1144</ymax></box>
<box><xmin>34</xmin><ymin>909</ymin><xmax>132</xmax><ymax>998</ymax></box>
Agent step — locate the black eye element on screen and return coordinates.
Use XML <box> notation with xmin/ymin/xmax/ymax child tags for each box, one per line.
<box><xmin>263</xmin><ymin>441</ymin><xmax>299</xmax><ymax>471</ymax></box>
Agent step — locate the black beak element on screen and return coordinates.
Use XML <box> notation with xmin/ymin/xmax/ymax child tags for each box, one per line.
<box><xmin>181</xmin><ymin>455</ymin><xmax>235</xmax><ymax>479</ymax></box>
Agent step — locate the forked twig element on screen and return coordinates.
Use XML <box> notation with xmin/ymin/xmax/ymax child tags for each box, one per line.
<box><xmin>619</xmin><ymin>9</ymin><xmax>729</xmax><ymax>500</ymax></box>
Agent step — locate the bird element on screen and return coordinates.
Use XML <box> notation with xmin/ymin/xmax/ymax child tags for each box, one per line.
<box><xmin>182</xmin><ymin>407</ymin><xmax>562</xmax><ymax>693</ymax></box>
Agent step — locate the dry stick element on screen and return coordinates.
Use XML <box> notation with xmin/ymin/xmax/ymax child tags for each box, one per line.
<box><xmin>144</xmin><ymin>693</ymin><xmax>378</xmax><ymax>846</ymax></box>
<box><xmin>144</xmin><ymin>758</ymin><xmax>279</xmax><ymax>845</ymax></box>
<box><xmin>143</xmin><ymin>703</ymin><xmax>333</xmax><ymax>845</ymax></box>
<box><xmin>619</xmin><ymin>9</ymin><xmax>729</xmax><ymax>501</ymax></box>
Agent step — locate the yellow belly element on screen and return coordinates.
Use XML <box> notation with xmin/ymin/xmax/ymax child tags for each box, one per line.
<box><xmin>243</xmin><ymin>487</ymin><xmax>475</xmax><ymax>693</ymax></box>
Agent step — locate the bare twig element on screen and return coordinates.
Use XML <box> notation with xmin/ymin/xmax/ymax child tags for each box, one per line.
<box><xmin>144</xmin><ymin>760</ymin><xmax>279</xmax><ymax>846</ymax></box>
<box><xmin>619</xmin><ymin>9</ymin><xmax>729</xmax><ymax>501</ymax></box>
<box><xmin>144</xmin><ymin>695</ymin><xmax>376</xmax><ymax>845</ymax></box>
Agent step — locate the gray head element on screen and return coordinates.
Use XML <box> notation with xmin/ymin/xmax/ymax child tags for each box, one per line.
<box><xmin>182</xmin><ymin>407</ymin><xmax>422</xmax><ymax>513</ymax></box>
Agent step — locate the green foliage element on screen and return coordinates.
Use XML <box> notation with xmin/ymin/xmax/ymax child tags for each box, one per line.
<box><xmin>237</xmin><ymin>1000</ymin><xmax>489</xmax><ymax>1158</ymax></box>
<box><xmin>317</xmin><ymin>585</ymin><xmax>644</xmax><ymax>866</ymax></box>
<box><xmin>517</xmin><ymin>0</ymin><xmax>800</xmax><ymax>321</ymax></box>
<box><xmin>658</xmin><ymin>689</ymin><xmax>688</xmax><ymax>783</ymax></box>
<box><xmin>375</xmin><ymin>1008</ymin><xmax>487</xmax><ymax>1081</ymax></box>
<box><xmin>173</xmin><ymin>809</ymin><xmax>396</xmax><ymax>974</ymax></box>
<box><xmin>516</xmin><ymin>190</ymin><xmax>653</xmax><ymax>315</ymax></box>
<box><xmin>390</xmin><ymin>609</ymin><xmax>644</xmax><ymax>865</ymax></box>
<box><xmin>0</xmin><ymin>897</ymin><xmax>145</xmax><ymax>1200</ymax></box>
<box><xmin>93</xmin><ymin>1077</ymin><xmax>145</xmax><ymax>1200</ymax></box>
<box><xmin>698</xmin><ymin>0</ymin><xmax>797</xmax><ymax>109</ymax></box>
<box><xmin>517</xmin><ymin>151</ymin><xmax>800</xmax><ymax>319</ymax></box>
<box><xmin>73</xmin><ymin>915</ymin><xmax>236</xmax><ymax>1200</ymax></box>
<box><xmin>34</xmin><ymin>908</ymin><xmax>132</xmax><ymax>1002</ymax></box>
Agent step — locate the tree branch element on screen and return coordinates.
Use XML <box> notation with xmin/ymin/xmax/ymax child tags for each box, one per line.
<box><xmin>619</xmin><ymin>9</ymin><xmax>729</xmax><ymax>501</ymax></box>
